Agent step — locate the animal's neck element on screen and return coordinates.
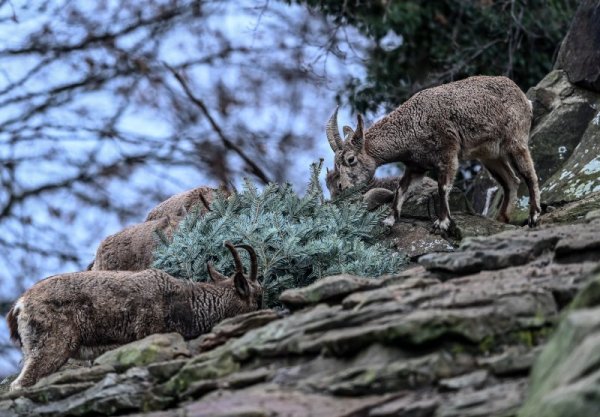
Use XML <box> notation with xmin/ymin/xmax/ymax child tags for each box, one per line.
<box><xmin>173</xmin><ymin>283</ymin><xmax>240</xmax><ymax>336</ymax></box>
<box><xmin>364</xmin><ymin>111</ymin><xmax>411</xmax><ymax>165</ymax></box>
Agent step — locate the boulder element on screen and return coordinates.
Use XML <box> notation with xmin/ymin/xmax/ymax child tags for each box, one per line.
<box><xmin>387</xmin><ymin>219</ymin><xmax>455</xmax><ymax>258</ymax></box>
<box><xmin>188</xmin><ymin>309</ymin><xmax>282</xmax><ymax>354</ymax></box>
<box><xmin>182</xmin><ymin>388</ymin><xmax>393</xmax><ymax>417</ymax></box>
<box><xmin>402</xmin><ymin>176</ymin><xmax>473</xmax><ymax>219</ymax></box>
<box><xmin>94</xmin><ymin>333</ymin><xmax>190</xmax><ymax>372</ymax></box>
<box><xmin>555</xmin><ymin>0</ymin><xmax>600</xmax><ymax>93</ymax></box>
<box><xmin>540</xmin><ymin>191</ymin><xmax>600</xmax><ymax>224</ymax></box>
<box><xmin>519</xmin><ymin>271</ymin><xmax>600</xmax><ymax>417</ymax></box>
<box><xmin>527</xmin><ymin>70</ymin><xmax>599</xmax><ymax>186</ymax></box>
<box><xmin>540</xmin><ymin>115</ymin><xmax>600</xmax><ymax>204</ymax></box>
<box><xmin>279</xmin><ymin>274</ymin><xmax>381</xmax><ymax>309</ymax></box>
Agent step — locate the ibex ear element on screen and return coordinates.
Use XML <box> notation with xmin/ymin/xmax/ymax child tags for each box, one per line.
<box><xmin>206</xmin><ymin>262</ymin><xmax>227</xmax><ymax>282</ymax></box>
<box><xmin>233</xmin><ymin>273</ymin><xmax>250</xmax><ymax>298</ymax></box>
<box><xmin>342</xmin><ymin>125</ymin><xmax>354</xmax><ymax>140</ymax></box>
<box><xmin>177</xmin><ymin>205</ymin><xmax>188</xmax><ymax>218</ymax></box>
<box><xmin>351</xmin><ymin>114</ymin><xmax>365</xmax><ymax>152</ymax></box>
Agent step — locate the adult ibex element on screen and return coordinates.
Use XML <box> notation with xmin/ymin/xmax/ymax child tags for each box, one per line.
<box><xmin>6</xmin><ymin>241</ymin><xmax>261</xmax><ymax>391</ymax></box>
<box><xmin>327</xmin><ymin>76</ymin><xmax>541</xmax><ymax>231</ymax></box>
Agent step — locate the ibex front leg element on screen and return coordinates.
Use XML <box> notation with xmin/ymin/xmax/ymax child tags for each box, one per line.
<box><xmin>383</xmin><ymin>166</ymin><xmax>424</xmax><ymax>226</ymax></box>
<box><xmin>433</xmin><ymin>157</ymin><xmax>459</xmax><ymax>233</ymax></box>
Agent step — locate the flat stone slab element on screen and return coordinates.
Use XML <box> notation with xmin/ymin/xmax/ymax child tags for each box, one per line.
<box><xmin>279</xmin><ymin>274</ymin><xmax>382</xmax><ymax>309</ymax></box>
<box><xmin>419</xmin><ymin>221</ymin><xmax>600</xmax><ymax>274</ymax></box>
<box><xmin>94</xmin><ymin>333</ymin><xmax>190</xmax><ymax>371</ymax></box>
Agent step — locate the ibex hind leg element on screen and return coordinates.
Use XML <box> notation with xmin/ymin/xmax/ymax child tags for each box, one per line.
<box><xmin>10</xmin><ymin>325</ymin><xmax>77</xmax><ymax>391</ymax></box>
<box><xmin>482</xmin><ymin>159</ymin><xmax>520</xmax><ymax>223</ymax></box>
<box><xmin>510</xmin><ymin>146</ymin><xmax>541</xmax><ymax>227</ymax></box>
<box><xmin>433</xmin><ymin>157</ymin><xmax>459</xmax><ymax>233</ymax></box>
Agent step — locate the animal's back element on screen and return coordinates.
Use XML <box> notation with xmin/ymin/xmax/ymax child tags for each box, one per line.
<box><xmin>145</xmin><ymin>186</ymin><xmax>214</xmax><ymax>221</ymax></box>
<box><xmin>19</xmin><ymin>270</ymin><xmax>174</xmax><ymax>344</ymax></box>
<box><xmin>376</xmin><ymin>76</ymin><xmax>532</xmax><ymax>163</ymax></box>
<box><xmin>92</xmin><ymin>218</ymin><xmax>174</xmax><ymax>271</ymax></box>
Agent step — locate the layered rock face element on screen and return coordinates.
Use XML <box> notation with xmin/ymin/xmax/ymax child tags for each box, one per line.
<box><xmin>519</xmin><ymin>271</ymin><xmax>600</xmax><ymax>417</ymax></box>
<box><xmin>1</xmin><ymin>204</ymin><xmax>599</xmax><ymax>417</ymax></box>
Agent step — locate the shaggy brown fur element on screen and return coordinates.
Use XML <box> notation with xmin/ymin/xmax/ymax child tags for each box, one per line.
<box><xmin>7</xmin><ymin>243</ymin><xmax>261</xmax><ymax>391</ymax></box>
<box><xmin>145</xmin><ymin>186</ymin><xmax>216</xmax><ymax>221</ymax></box>
<box><xmin>6</xmin><ymin>307</ymin><xmax>20</xmax><ymax>347</ymax></box>
<box><xmin>326</xmin><ymin>169</ymin><xmax>399</xmax><ymax>198</ymax></box>
<box><xmin>327</xmin><ymin>76</ymin><xmax>541</xmax><ymax>231</ymax></box>
<box><xmin>90</xmin><ymin>186</ymin><xmax>222</xmax><ymax>271</ymax></box>
<box><xmin>91</xmin><ymin>216</ymin><xmax>179</xmax><ymax>271</ymax></box>
<box><xmin>326</xmin><ymin>169</ymin><xmax>398</xmax><ymax>210</ymax></box>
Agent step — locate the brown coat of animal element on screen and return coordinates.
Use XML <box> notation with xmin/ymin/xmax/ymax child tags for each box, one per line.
<box><xmin>90</xmin><ymin>186</ymin><xmax>218</xmax><ymax>271</ymax></box>
<box><xmin>145</xmin><ymin>186</ymin><xmax>215</xmax><ymax>221</ymax></box>
<box><xmin>6</xmin><ymin>242</ymin><xmax>261</xmax><ymax>391</ymax></box>
<box><xmin>326</xmin><ymin>168</ymin><xmax>398</xmax><ymax>210</ymax></box>
<box><xmin>327</xmin><ymin>76</ymin><xmax>541</xmax><ymax>231</ymax></box>
<box><xmin>90</xmin><ymin>216</ymin><xmax>179</xmax><ymax>271</ymax></box>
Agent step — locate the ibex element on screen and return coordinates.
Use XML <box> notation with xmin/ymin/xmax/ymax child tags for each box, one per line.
<box><xmin>326</xmin><ymin>168</ymin><xmax>398</xmax><ymax>210</ymax></box>
<box><xmin>89</xmin><ymin>186</ymin><xmax>217</xmax><ymax>271</ymax></box>
<box><xmin>90</xmin><ymin>215</ymin><xmax>181</xmax><ymax>271</ymax></box>
<box><xmin>145</xmin><ymin>186</ymin><xmax>216</xmax><ymax>221</ymax></box>
<box><xmin>6</xmin><ymin>242</ymin><xmax>261</xmax><ymax>391</ymax></box>
<box><xmin>327</xmin><ymin>76</ymin><xmax>541</xmax><ymax>231</ymax></box>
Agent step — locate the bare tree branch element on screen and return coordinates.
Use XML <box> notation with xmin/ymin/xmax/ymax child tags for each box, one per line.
<box><xmin>165</xmin><ymin>63</ymin><xmax>272</xmax><ymax>185</ymax></box>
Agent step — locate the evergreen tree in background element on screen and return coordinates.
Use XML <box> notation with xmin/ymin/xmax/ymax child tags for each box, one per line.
<box><xmin>290</xmin><ymin>0</ymin><xmax>577</xmax><ymax>112</ymax></box>
<box><xmin>152</xmin><ymin>162</ymin><xmax>407</xmax><ymax>308</ymax></box>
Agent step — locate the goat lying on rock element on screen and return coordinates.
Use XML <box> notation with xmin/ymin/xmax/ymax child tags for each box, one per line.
<box><xmin>6</xmin><ymin>242</ymin><xmax>261</xmax><ymax>391</ymax></box>
<box><xmin>327</xmin><ymin>76</ymin><xmax>541</xmax><ymax>231</ymax></box>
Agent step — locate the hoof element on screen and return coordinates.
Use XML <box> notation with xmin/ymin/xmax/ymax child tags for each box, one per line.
<box><xmin>433</xmin><ymin>217</ymin><xmax>451</xmax><ymax>233</ymax></box>
<box><xmin>9</xmin><ymin>380</ymin><xmax>22</xmax><ymax>392</ymax></box>
<box><xmin>382</xmin><ymin>215</ymin><xmax>395</xmax><ymax>227</ymax></box>
<box><xmin>528</xmin><ymin>211</ymin><xmax>540</xmax><ymax>228</ymax></box>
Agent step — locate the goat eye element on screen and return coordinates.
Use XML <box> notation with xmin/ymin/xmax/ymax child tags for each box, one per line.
<box><xmin>347</xmin><ymin>156</ymin><xmax>357</xmax><ymax>166</ymax></box>
<box><xmin>337</xmin><ymin>183</ymin><xmax>342</xmax><ymax>190</ymax></box>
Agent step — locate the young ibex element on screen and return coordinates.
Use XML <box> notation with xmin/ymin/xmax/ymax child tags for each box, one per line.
<box><xmin>90</xmin><ymin>215</ymin><xmax>180</xmax><ymax>271</ymax></box>
<box><xmin>6</xmin><ymin>242</ymin><xmax>261</xmax><ymax>391</ymax></box>
<box><xmin>145</xmin><ymin>186</ymin><xmax>216</xmax><ymax>221</ymax></box>
<box><xmin>326</xmin><ymin>168</ymin><xmax>398</xmax><ymax>210</ymax></box>
<box><xmin>327</xmin><ymin>76</ymin><xmax>541</xmax><ymax>231</ymax></box>
<box><xmin>90</xmin><ymin>187</ymin><xmax>218</xmax><ymax>271</ymax></box>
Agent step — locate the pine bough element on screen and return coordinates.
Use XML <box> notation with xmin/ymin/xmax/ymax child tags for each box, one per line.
<box><xmin>153</xmin><ymin>162</ymin><xmax>407</xmax><ymax>307</ymax></box>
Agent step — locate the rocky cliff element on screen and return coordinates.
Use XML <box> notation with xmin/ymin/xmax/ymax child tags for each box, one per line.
<box><xmin>1</xmin><ymin>2</ymin><xmax>600</xmax><ymax>416</ymax></box>
<box><xmin>1</xmin><ymin>200</ymin><xmax>599</xmax><ymax>417</ymax></box>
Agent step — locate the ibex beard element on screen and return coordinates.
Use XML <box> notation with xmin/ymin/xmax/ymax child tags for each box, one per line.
<box><xmin>326</xmin><ymin>75</ymin><xmax>541</xmax><ymax>231</ymax></box>
<box><xmin>6</xmin><ymin>242</ymin><xmax>262</xmax><ymax>391</ymax></box>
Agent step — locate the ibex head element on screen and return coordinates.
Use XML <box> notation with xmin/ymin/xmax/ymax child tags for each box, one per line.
<box><xmin>326</xmin><ymin>107</ymin><xmax>377</xmax><ymax>191</ymax></box>
<box><xmin>206</xmin><ymin>241</ymin><xmax>263</xmax><ymax>308</ymax></box>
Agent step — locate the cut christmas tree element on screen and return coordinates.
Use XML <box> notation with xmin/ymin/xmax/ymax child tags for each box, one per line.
<box><xmin>153</xmin><ymin>161</ymin><xmax>407</xmax><ymax>307</ymax></box>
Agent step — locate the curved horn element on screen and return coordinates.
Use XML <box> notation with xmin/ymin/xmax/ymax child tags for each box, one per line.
<box><xmin>224</xmin><ymin>241</ymin><xmax>244</xmax><ymax>275</ymax></box>
<box><xmin>351</xmin><ymin>114</ymin><xmax>365</xmax><ymax>151</ymax></box>
<box><xmin>235</xmin><ymin>244</ymin><xmax>258</xmax><ymax>282</ymax></box>
<box><xmin>326</xmin><ymin>106</ymin><xmax>343</xmax><ymax>152</ymax></box>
